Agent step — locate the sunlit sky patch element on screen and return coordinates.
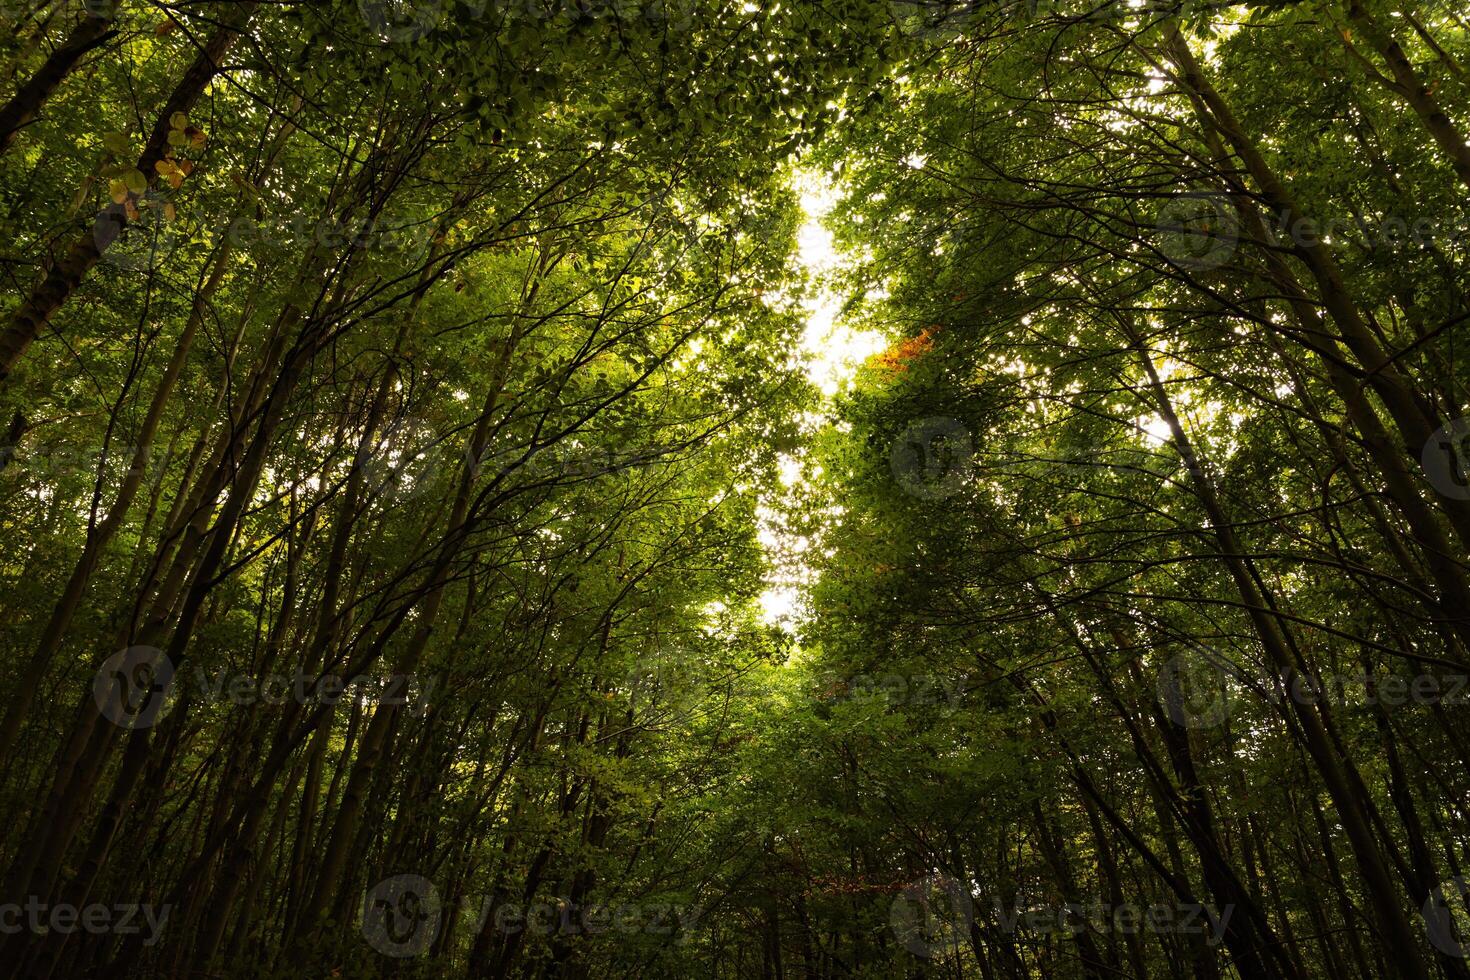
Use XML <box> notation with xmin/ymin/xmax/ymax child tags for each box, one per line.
<box><xmin>757</xmin><ymin>172</ymin><xmax>887</xmax><ymax>627</ymax></box>
<box><xmin>791</xmin><ymin>172</ymin><xmax>888</xmax><ymax>397</ymax></box>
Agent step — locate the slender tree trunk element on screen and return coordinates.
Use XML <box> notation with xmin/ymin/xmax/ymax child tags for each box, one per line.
<box><xmin>0</xmin><ymin>8</ymin><xmax>117</xmax><ymax>153</ymax></box>
<box><xmin>0</xmin><ymin>4</ymin><xmax>254</xmax><ymax>381</ymax></box>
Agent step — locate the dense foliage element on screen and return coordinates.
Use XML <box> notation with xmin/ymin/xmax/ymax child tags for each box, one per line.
<box><xmin>1</xmin><ymin>0</ymin><xmax>1468</xmax><ymax>977</ymax></box>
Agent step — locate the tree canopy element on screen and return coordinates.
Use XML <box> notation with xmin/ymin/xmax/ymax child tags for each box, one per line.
<box><xmin>1</xmin><ymin>0</ymin><xmax>1468</xmax><ymax>977</ymax></box>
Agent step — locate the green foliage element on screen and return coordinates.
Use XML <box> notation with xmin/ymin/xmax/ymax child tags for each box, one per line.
<box><xmin>1</xmin><ymin>0</ymin><xmax>1468</xmax><ymax>977</ymax></box>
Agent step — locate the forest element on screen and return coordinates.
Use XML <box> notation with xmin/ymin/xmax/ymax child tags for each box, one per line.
<box><xmin>1</xmin><ymin>0</ymin><xmax>1468</xmax><ymax>976</ymax></box>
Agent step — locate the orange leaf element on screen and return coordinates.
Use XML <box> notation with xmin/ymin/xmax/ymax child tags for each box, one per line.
<box><xmin>867</xmin><ymin>326</ymin><xmax>937</xmax><ymax>377</ymax></box>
